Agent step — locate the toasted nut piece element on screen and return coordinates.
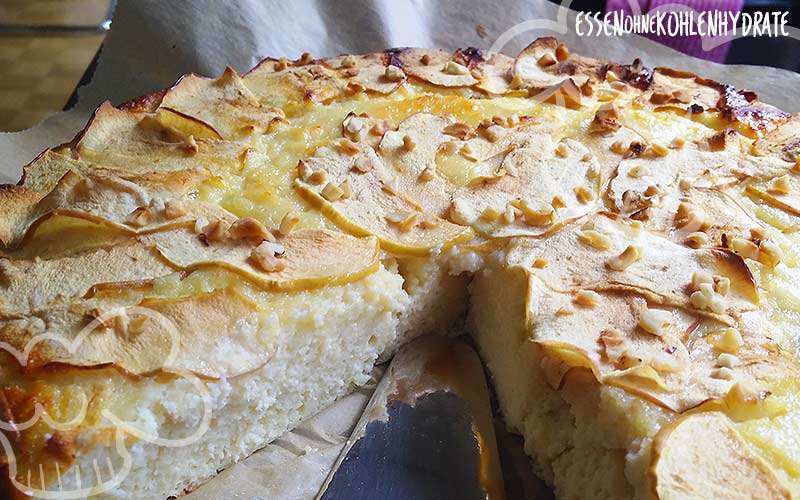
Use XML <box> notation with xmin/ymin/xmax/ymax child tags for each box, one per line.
<box><xmin>710</xmin><ymin>367</ymin><xmax>735</xmax><ymax>380</ymax></box>
<box><xmin>250</xmin><ymin>242</ymin><xmax>286</xmax><ymax>272</ymax></box>
<box><xmin>757</xmin><ymin>240</ymin><xmax>782</xmax><ymax>267</ymax></box>
<box><xmin>678</xmin><ymin>177</ymin><xmax>692</xmax><ymax>191</ymax></box>
<box><xmin>650</xmin><ymin>92</ymin><xmax>671</xmax><ymax>105</ymax></box>
<box><xmin>511</xmin><ymin>200</ymin><xmax>554</xmax><ymax>226</ymax></box>
<box><xmin>708</xmin><ymin>328</ymin><xmax>743</xmax><ymax>354</ymax></box>
<box><xmin>690</xmin><ymin>271</ymin><xmax>714</xmax><ymax>291</ymax></box>
<box><xmin>352</xmin><ymin>154</ymin><xmax>375</xmax><ymax>174</ymax></box>
<box><xmin>537</xmin><ymin>53</ymin><xmax>557</xmax><ymax>67</ymax></box>
<box><xmin>442</xmin><ymin>60</ymin><xmax>469</xmax><ymax>75</ymax></box>
<box><xmin>551</xmin><ymin>196</ymin><xmax>567</xmax><ymax>209</ymax></box>
<box><xmin>229</xmin><ymin>217</ymin><xmax>275</xmax><ymax>243</ymax></box>
<box><xmin>337</xmin><ymin>138</ymin><xmax>361</xmax><ymax>155</ymax></box>
<box><xmin>386</xmin><ymin>211</ymin><xmax>419</xmax><ymax>232</ymax></box>
<box><xmin>279</xmin><ymin>212</ymin><xmax>300</xmax><ymax>236</ymax></box>
<box><xmin>580</xmin><ymin>81</ymin><xmax>593</xmax><ymax>97</ymax></box>
<box><xmin>716</xmin><ymin>352</ymin><xmax>739</xmax><ymax>368</ymax></box>
<box><xmin>627</xmin><ymin>165</ymin><xmax>649</xmax><ymax>178</ymax></box>
<box><xmin>574</xmin><ymin>290</ymin><xmax>601</xmax><ymax>308</ymax></box>
<box><xmin>556</xmin><ymin>306</ymin><xmax>575</xmax><ymax>316</ymax></box>
<box><xmin>402</xmin><ymin>134</ymin><xmax>416</xmax><ymax>152</ymax></box>
<box><xmin>714</xmin><ymin>275</ymin><xmax>731</xmax><ymax>296</ymax></box>
<box><xmin>503</xmin><ymin>204</ymin><xmax>519</xmax><ymax>224</ymax></box>
<box><xmin>599</xmin><ymin>328</ymin><xmax>627</xmax><ymax>366</ymax></box>
<box><xmin>340</xmin><ymin>55</ymin><xmax>357</xmax><ymax>68</ymax></box>
<box><xmin>639</xmin><ymin>308</ymin><xmax>671</xmax><ymax>336</ymax></box>
<box><xmin>648</xmin><ymin>143</ymin><xmax>669</xmax><ymax>157</ymax></box>
<box><xmin>339</xmin><ymin>180</ymin><xmax>353</xmax><ymax>199</ymax></box>
<box><xmin>163</xmin><ymin>200</ymin><xmax>187</xmax><ymax>219</ymax></box>
<box><xmin>470</xmin><ymin>68</ymin><xmax>483</xmax><ymax>79</ymax></box>
<box><xmin>507</xmin><ymin>113</ymin><xmax>520</xmax><ymax>127</ymax></box>
<box><xmin>419</xmin><ymin>165</ymin><xmax>435</xmax><ymax>182</ymax></box>
<box><xmin>532</xmin><ymin>258</ymin><xmax>549</xmax><ymax>268</ymax></box>
<box><xmin>555</xmin><ymin>142</ymin><xmax>569</xmax><ymax>158</ymax></box>
<box><xmin>669</xmin><ymin>137</ymin><xmax>686</xmax><ymax>149</ymax></box>
<box><xmin>321</xmin><ymin>182</ymin><xmax>345</xmax><ymax>201</ymax></box>
<box><xmin>577</xmin><ymin>229</ymin><xmax>612</xmax><ymax>250</ymax></box>
<box><xmin>608</xmin><ymin>245</ymin><xmax>641</xmax><ymax>271</ymax></box>
<box><xmin>581</xmin><ymin>152</ymin><xmax>593</xmax><ymax>162</ymax></box>
<box><xmin>731</xmin><ymin>237</ymin><xmax>759</xmax><ymax>260</ymax></box>
<box><xmin>610</xmin><ymin>140</ymin><xmax>627</xmax><ymax>154</ymax></box>
<box><xmin>420</xmin><ymin>53</ymin><xmax>432</xmax><ymax>65</ymax></box>
<box><xmin>480</xmin><ymin>207</ymin><xmax>501</xmax><ymax>222</ymax></box>
<box><xmin>684</xmin><ymin>232</ymin><xmax>709</xmax><ymax>248</ymax></box>
<box><xmin>308</xmin><ymin>169</ymin><xmax>328</xmax><ymax>185</ymax></box>
<box><xmin>690</xmin><ymin>282</ymin><xmax>726</xmax><ymax>314</ymax></box>
<box><xmin>443</xmin><ymin>122</ymin><xmax>473</xmax><ymax>140</ymax></box>
<box><xmin>555</xmin><ymin>43</ymin><xmax>570</xmax><ymax>61</ymax></box>
<box><xmin>605</xmin><ymin>70</ymin><xmax>619</xmax><ymax>82</ymax></box>
<box><xmin>370</xmin><ymin>120</ymin><xmax>391</xmax><ymax>136</ymax></box>
<box><xmin>768</xmin><ymin>175</ymin><xmax>791</xmax><ymax>195</ymax></box>
<box><xmin>483</xmin><ymin>125</ymin><xmax>506</xmax><ymax>142</ymax></box>
<box><xmin>297</xmin><ymin>160</ymin><xmax>313</xmax><ymax>180</ymax></box>
<box><xmin>202</xmin><ymin>219</ymin><xmax>232</xmax><ymax>244</ymax></box>
<box><xmin>298</xmin><ymin>52</ymin><xmax>313</xmax><ymax>65</ymax></box>
<box><xmin>460</xmin><ymin>144</ymin><xmax>478</xmax><ymax>161</ymax></box>
<box><xmin>384</xmin><ymin>65</ymin><xmax>405</xmax><ymax>81</ymax></box>
<box><xmin>126</xmin><ymin>207</ymin><xmax>153</xmax><ymax>228</ymax></box>
<box><xmin>644</xmin><ymin>185</ymin><xmax>661</xmax><ymax>197</ymax></box>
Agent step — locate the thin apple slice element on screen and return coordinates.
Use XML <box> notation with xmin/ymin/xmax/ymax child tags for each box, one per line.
<box><xmin>651</xmin><ymin>412</ymin><xmax>789</xmax><ymax>499</ymax></box>
<box><xmin>160</xmin><ymin>67</ymin><xmax>284</xmax><ymax>140</ymax></box>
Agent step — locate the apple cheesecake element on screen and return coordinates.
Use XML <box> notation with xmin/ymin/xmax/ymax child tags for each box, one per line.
<box><xmin>1</xmin><ymin>37</ymin><xmax>800</xmax><ymax>498</ymax></box>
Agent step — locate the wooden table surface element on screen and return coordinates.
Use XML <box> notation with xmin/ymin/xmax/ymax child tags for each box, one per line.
<box><xmin>0</xmin><ymin>0</ymin><xmax>110</xmax><ymax>132</ymax></box>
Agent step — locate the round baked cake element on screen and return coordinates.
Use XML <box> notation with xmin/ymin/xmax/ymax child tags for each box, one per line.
<box><xmin>1</xmin><ymin>37</ymin><xmax>799</xmax><ymax>499</ymax></box>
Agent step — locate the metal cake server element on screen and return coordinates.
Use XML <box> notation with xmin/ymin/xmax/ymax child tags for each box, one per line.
<box><xmin>315</xmin><ymin>335</ymin><xmax>506</xmax><ymax>500</ymax></box>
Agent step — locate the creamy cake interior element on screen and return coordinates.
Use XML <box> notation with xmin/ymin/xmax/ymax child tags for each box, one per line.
<box><xmin>1</xmin><ymin>38</ymin><xmax>800</xmax><ymax>499</ymax></box>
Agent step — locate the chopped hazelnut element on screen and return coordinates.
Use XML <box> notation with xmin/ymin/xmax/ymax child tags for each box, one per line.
<box><xmin>442</xmin><ymin>60</ymin><xmax>469</xmax><ymax>75</ymax></box>
<box><xmin>279</xmin><ymin>212</ymin><xmax>300</xmax><ymax>236</ymax></box>
<box><xmin>555</xmin><ymin>142</ymin><xmax>570</xmax><ymax>158</ymax></box>
<box><xmin>321</xmin><ymin>182</ymin><xmax>345</xmax><ymax>201</ymax></box>
<box><xmin>443</xmin><ymin>122</ymin><xmax>473</xmax><ymax>140</ymax></box>
<box><xmin>551</xmin><ymin>195</ymin><xmax>567</xmax><ymax>209</ymax></box>
<box><xmin>386</xmin><ymin>211</ymin><xmax>419</xmax><ymax>232</ymax></box>
<box><xmin>537</xmin><ymin>53</ymin><xmax>557</xmax><ymax>67</ymax></box>
<box><xmin>163</xmin><ymin>200</ymin><xmax>187</xmax><ymax>220</ymax></box>
<box><xmin>757</xmin><ymin>240</ymin><xmax>782</xmax><ymax>267</ymax></box>
<box><xmin>627</xmin><ymin>164</ymin><xmax>649</xmax><ymax>178</ymax></box>
<box><xmin>669</xmin><ymin>137</ymin><xmax>686</xmax><ymax>149</ymax></box>
<box><xmin>730</xmin><ymin>237</ymin><xmax>759</xmax><ymax>260</ymax></box>
<box><xmin>126</xmin><ymin>207</ymin><xmax>153</xmax><ymax>228</ymax></box>
<box><xmin>555</xmin><ymin>43</ymin><xmax>570</xmax><ymax>61</ymax></box>
<box><xmin>684</xmin><ymin>231</ymin><xmax>709</xmax><ymax>248</ymax></box>
<box><xmin>572</xmin><ymin>185</ymin><xmax>594</xmax><ymax>204</ymax></box>
<box><xmin>708</xmin><ymin>328</ymin><xmax>743</xmax><ymax>354</ymax></box>
<box><xmin>648</xmin><ymin>143</ymin><xmax>669</xmax><ymax>157</ymax></box>
<box><xmin>577</xmin><ymin>229</ymin><xmax>612</xmax><ymax>250</ymax></box>
<box><xmin>483</xmin><ymin>125</ymin><xmax>506</xmax><ymax>142</ymax></box>
<box><xmin>608</xmin><ymin>245</ymin><xmax>642</xmax><ymax>271</ymax></box>
<box><xmin>337</xmin><ymin>138</ymin><xmax>361</xmax><ymax>156</ymax></box>
<box><xmin>532</xmin><ymin>258</ymin><xmax>549</xmax><ymax>269</ymax></box>
<box><xmin>420</xmin><ymin>54</ymin><xmax>432</xmax><ymax>65</ymax></box>
<box><xmin>418</xmin><ymin>165</ymin><xmax>435</xmax><ymax>182</ymax></box>
<box><xmin>202</xmin><ymin>219</ymin><xmax>232</xmax><ymax>244</ymax></box>
<box><xmin>480</xmin><ymin>207</ymin><xmax>501</xmax><ymax>222</ymax></box>
<box><xmin>574</xmin><ymin>290</ymin><xmax>601</xmax><ymax>308</ymax></box>
<box><xmin>250</xmin><ymin>242</ymin><xmax>286</xmax><ymax>273</ymax></box>
<box><xmin>308</xmin><ymin>169</ymin><xmax>328</xmax><ymax>185</ymax></box>
<box><xmin>639</xmin><ymin>308</ymin><xmax>671</xmax><ymax>336</ymax></box>
<box><xmin>352</xmin><ymin>154</ymin><xmax>375</xmax><ymax>174</ymax></box>
<box><xmin>716</xmin><ymin>352</ymin><xmax>739</xmax><ymax>368</ymax></box>
<box><xmin>402</xmin><ymin>135</ymin><xmax>416</xmax><ymax>152</ymax></box>
<box><xmin>229</xmin><ymin>217</ymin><xmax>275</xmax><ymax>243</ymax></box>
<box><xmin>339</xmin><ymin>180</ymin><xmax>353</xmax><ymax>199</ymax></box>
<box><xmin>384</xmin><ymin>65</ymin><xmax>405</xmax><ymax>82</ymax></box>
<box><xmin>340</xmin><ymin>55</ymin><xmax>357</xmax><ymax>68</ymax></box>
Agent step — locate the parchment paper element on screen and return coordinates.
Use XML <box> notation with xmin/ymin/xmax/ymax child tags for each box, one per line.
<box><xmin>1</xmin><ymin>1</ymin><xmax>798</xmax><ymax>498</ymax></box>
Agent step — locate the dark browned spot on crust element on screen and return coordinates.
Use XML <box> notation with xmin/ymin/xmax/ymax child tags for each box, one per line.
<box><xmin>384</xmin><ymin>47</ymin><xmax>408</xmax><ymax>68</ymax></box>
<box><xmin>118</xmin><ymin>89</ymin><xmax>167</xmax><ymax>113</ymax></box>
<box><xmin>606</xmin><ymin>59</ymin><xmax>653</xmax><ymax>91</ymax></box>
<box><xmin>44</xmin><ymin>431</ymin><xmax>76</xmax><ymax>462</ymax></box>
<box><xmin>455</xmin><ymin>47</ymin><xmax>484</xmax><ymax>68</ymax></box>
<box><xmin>718</xmin><ymin>84</ymin><xmax>790</xmax><ymax>133</ymax></box>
